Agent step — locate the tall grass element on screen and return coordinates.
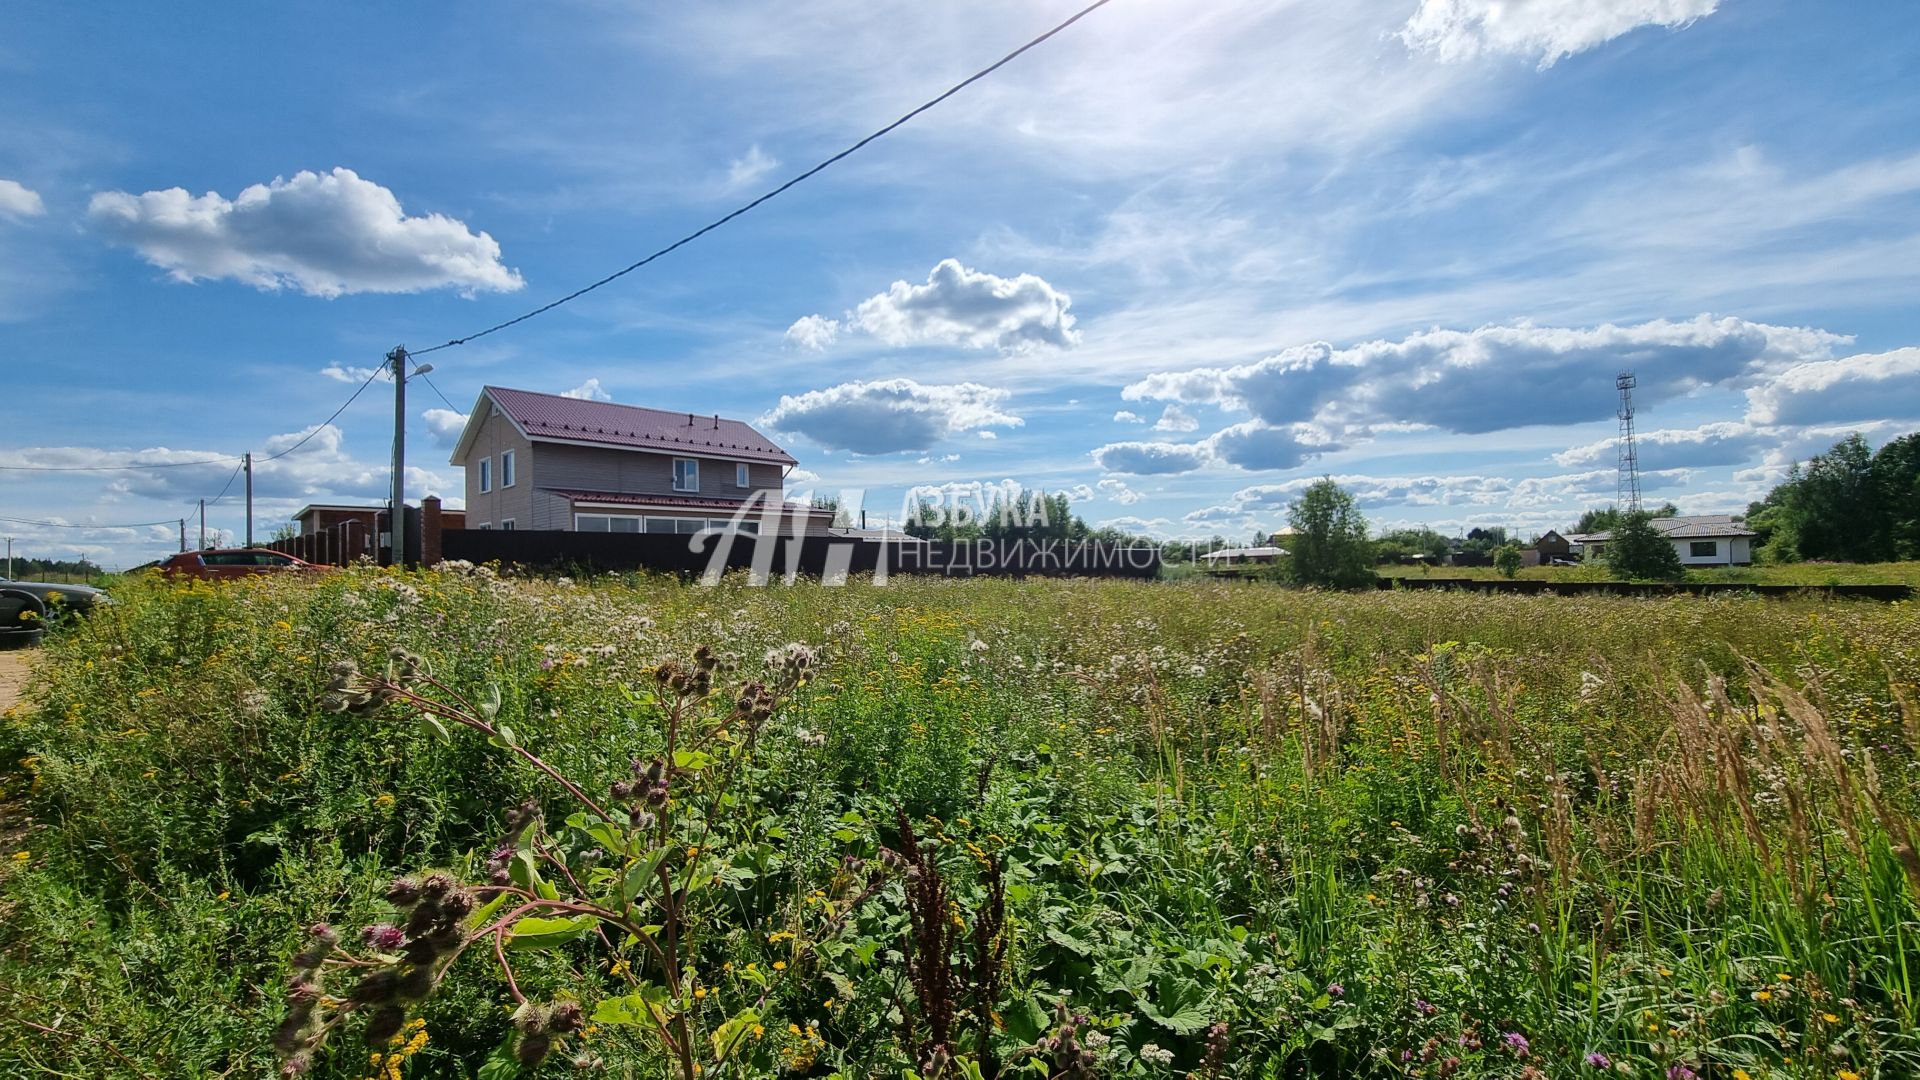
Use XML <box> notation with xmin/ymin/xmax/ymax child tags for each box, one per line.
<box><xmin>0</xmin><ymin>567</ymin><xmax>1915</xmax><ymax>1077</ymax></box>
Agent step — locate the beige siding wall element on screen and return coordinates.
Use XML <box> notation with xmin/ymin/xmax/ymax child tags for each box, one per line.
<box><xmin>530</xmin><ymin>443</ymin><xmax>785</xmax><ymax>530</ymax></box>
<box><xmin>463</xmin><ymin>404</ymin><xmax>535</xmax><ymax>529</ymax></box>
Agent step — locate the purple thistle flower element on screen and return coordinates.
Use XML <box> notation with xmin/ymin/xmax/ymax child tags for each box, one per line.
<box><xmin>1414</xmin><ymin>998</ymin><xmax>1438</xmax><ymax>1016</ymax></box>
<box><xmin>1666</xmin><ymin>1067</ymin><xmax>1697</xmax><ymax>1080</ymax></box>
<box><xmin>1586</xmin><ymin>1053</ymin><xmax>1612</xmax><ymax>1068</ymax></box>
<box><xmin>361</xmin><ymin>923</ymin><xmax>407</xmax><ymax>950</ymax></box>
<box><xmin>1502</xmin><ymin>1032</ymin><xmax>1530</xmax><ymax>1058</ymax></box>
<box><xmin>1326</xmin><ymin>983</ymin><xmax>1345</xmax><ymax>998</ymax></box>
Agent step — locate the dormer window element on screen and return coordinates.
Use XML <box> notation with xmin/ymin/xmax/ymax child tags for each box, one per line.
<box><xmin>672</xmin><ymin>458</ymin><xmax>699</xmax><ymax>492</ymax></box>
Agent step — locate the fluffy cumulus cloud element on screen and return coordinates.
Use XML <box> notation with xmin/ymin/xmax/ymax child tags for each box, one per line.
<box><xmin>1554</xmin><ymin>420</ymin><xmax>1768</xmax><ymax>470</ymax></box>
<box><xmin>87</xmin><ymin>168</ymin><xmax>523</xmax><ymax>297</ymax></box>
<box><xmin>1401</xmin><ymin>0</ymin><xmax>1723</xmax><ymax>68</ymax></box>
<box><xmin>1203</xmin><ymin>420</ymin><xmax>1337</xmax><ymax>471</ymax></box>
<box><xmin>422</xmin><ymin>408</ymin><xmax>470</xmax><ymax>448</ymax></box>
<box><xmin>1125</xmin><ymin>316</ymin><xmax>1846</xmax><ymax>457</ymax></box>
<box><xmin>1091</xmin><ymin>440</ymin><xmax>1213</xmax><ymax>475</ymax></box>
<box><xmin>784</xmin><ymin>314</ymin><xmax>839</xmax><ymax>351</ymax></box>
<box><xmin>0</xmin><ymin>179</ymin><xmax>46</xmax><ymax>219</ymax></box>
<box><xmin>761</xmin><ymin>379</ymin><xmax>1022</xmax><ymax>454</ymax></box>
<box><xmin>1744</xmin><ymin>347</ymin><xmax>1920</xmax><ymax>427</ymax></box>
<box><xmin>560</xmin><ymin>378</ymin><xmax>613</xmax><ymax>402</ymax></box>
<box><xmin>1096</xmin><ymin>478</ymin><xmax>1143</xmax><ymax>505</ymax></box>
<box><xmin>319</xmin><ymin>363</ymin><xmax>387</xmax><ymax>385</ymax></box>
<box><xmin>828</xmin><ymin>259</ymin><xmax>1080</xmax><ymax>352</ymax></box>
<box><xmin>1153</xmin><ymin>405</ymin><xmax>1198</xmax><ymax>433</ymax></box>
<box><xmin>1113</xmin><ymin>410</ymin><xmax>1145</xmax><ymax>424</ymax></box>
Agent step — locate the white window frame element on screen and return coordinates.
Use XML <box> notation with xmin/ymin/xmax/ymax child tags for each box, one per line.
<box><xmin>736</xmin><ymin>462</ymin><xmax>750</xmax><ymax>488</ymax></box>
<box><xmin>500</xmin><ymin>450</ymin><xmax>516</xmax><ymax>488</ymax></box>
<box><xmin>672</xmin><ymin>457</ymin><xmax>699</xmax><ymax>493</ymax></box>
<box><xmin>475</xmin><ymin>522</ymin><xmax>491</xmax><ymax>530</ymax></box>
<box><xmin>477</xmin><ymin>457</ymin><xmax>492</xmax><ymax>494</ymax></box>
<box><xmin>500</xmin><ymin>519</ymin><xmax>516</xmax><ymax>531</ymax></box>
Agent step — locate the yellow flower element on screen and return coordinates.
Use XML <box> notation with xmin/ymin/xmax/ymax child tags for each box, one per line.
<box><xmin>694</xmin><ymin>987</ymin><xmax>708</xmax><ymax>999</ymax></box>
<box><xmin>772</xmin><ymin>961</ymin><xmax>787</xmax><ymax>971</ymax></box>
<box><xmin>1775</xmin><ymin>972</ymin><xmax>1793</xmax><ymax>983</ymax></box>
<box><xmin>751</xmin><ymin>1024</ymin><xmax>764</xmax><ymax>1038</ymax></box>
<box><xmin>10</xmin><ymin>850</ymin><xmax>28</xmax><ymax>862</ymax></box>
<box><xmin>1839</xmin><ymin>1071</ymin><xmax>1861</xmax><ymax>1080</ymax></box>
<box><xmin>1753</xmin><ymin>989</ymin><xmax>1773</xmax><ymax>1003</ymax></box>
<box><xmin>1731</xmin><ymin>1071</ymin><xmax>1752</xmax><ymax>1080</ymax></box>
<box><xmin>217</xmin><ymin>890</ymin><xmax>231</xmax><ymax>901</ymax></box>
<box><xmin>1657</xmin><ymin>967</ymin><xmax>1673</xmax><ymax>978</ymax></box>
<box><xmin>1823</xmin><ymin>1012</ymin><xmax>1841</xmax><ymax>1024</ymax></box>
<box><xmin>788</xmin><ymin>1023</ymin><xmax>802</xmax><ymax>1035</ymax></box>
<box><xmin>374</xmin><ymin>794</ymin><xmax>396</xmax><ymax>808</ymax></box>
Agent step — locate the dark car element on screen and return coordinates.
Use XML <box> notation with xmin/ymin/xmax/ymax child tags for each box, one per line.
<box><xmin>0</xmin><ymin>577</ymin><xmax>109</xmax><ymax>647</ymax></box>
<box><xmin>158</xmin><ymin>548</ymin><xmax>326</xmax><ymax>580</ymax></box>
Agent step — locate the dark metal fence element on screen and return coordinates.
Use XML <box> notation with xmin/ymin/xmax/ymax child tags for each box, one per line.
<box><xmin>1385</xmin><ymin>577</ymin><xmax>1912</xmax><ymax>601</ymax></box>
<box><xmin>442</xmin><ymin>530</ymin><xmax>1161</xmax><ymax>579</ymax></box>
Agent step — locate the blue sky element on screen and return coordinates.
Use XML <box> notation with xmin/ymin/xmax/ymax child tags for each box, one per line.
<box><xmin>3</xmin><ymin>0</ymin><xmax>1918</xmax><ymax>566</ymax></box>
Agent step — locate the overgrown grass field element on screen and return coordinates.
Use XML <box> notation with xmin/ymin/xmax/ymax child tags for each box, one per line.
<box><xmin>2</xmin><ymin>568</ymin><xmax>1917</xmax><ymax>1078</ymax></box>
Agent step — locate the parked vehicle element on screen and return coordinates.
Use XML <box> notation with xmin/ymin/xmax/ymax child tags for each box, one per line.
<box><xmin>0</xmin><ymin>576</ymin><xmax>111</xmax><ymax>615</ymax></box>
<box><xmin>157</xmin><ymin>549</ymin><xmax>326</xmax><ymax>580</ymax></box>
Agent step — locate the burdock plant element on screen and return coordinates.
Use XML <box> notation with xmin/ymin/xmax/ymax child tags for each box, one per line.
<box><xmin>282</xmin><ymin>641</ymin><xmax>883</xmax><ymax>1079</ymax></box>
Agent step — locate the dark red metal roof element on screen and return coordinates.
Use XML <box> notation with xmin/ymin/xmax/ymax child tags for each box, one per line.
<box><xmin>487</xmin><ymin>386</ymin><xmax>796</xmax><ymax>465</ymax></box>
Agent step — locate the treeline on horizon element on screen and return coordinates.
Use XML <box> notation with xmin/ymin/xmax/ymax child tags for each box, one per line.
<box><xmin>2</xmin><ymin>555</ymin><xmax>108</xmax><ymax>580</ymax></box>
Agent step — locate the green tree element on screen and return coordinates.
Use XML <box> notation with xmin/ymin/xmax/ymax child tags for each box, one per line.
<box><xmin>1286</xmin><ymin>478</ymin><xmax>1375</xmax><ymax>589</ymax></box>
<box><xmin>1605</xmin><ymin>511</ymin><xmax>1685</xmax><ymax>580</ymax></box>
<box><xmin>1493</xmin><ymin>543</ymin><xmax>1523</xmax><ymax>578</ymax></box>
<box><xmin>1871</xmin><ymin>432</ymin><xmax>1920</xmax><ymax>559</ymax></box>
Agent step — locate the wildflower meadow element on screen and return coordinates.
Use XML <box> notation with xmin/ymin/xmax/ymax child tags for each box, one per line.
<box><xmin>1</xmin><ymin>566</ymin><xmax>1917</xmax><ymax>1078</ymax></box>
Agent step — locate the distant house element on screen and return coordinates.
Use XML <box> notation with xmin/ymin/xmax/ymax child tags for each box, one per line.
<box><xmin>1522</xmin><ymin>529</ymin><xmax>1574</xmax><ymax>567</ymax></box>
<box><xmin>448</xmin><ymin>386</ymin><xmax>831</xmax><ymax>535</ymax></box>
<box><xmin>1200</xmin><ymin>545</ymin><xmax>1286</xmax><ymax>567</ymax></box>
<box><xmin>1568</xmin><ymin>515</ymin><xmax>1757</xmax><ymax>567</ymax></box>
<box><xmin>293</xmin><ymin>503</ymin><xmax>464</xmax><ymax>536</ymax></box>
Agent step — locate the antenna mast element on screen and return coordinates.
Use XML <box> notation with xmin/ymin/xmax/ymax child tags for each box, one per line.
<box><xmin>1616</xmin><ymin>372</ymin><xmax>1642</xmax><ymax>514</ymax></box>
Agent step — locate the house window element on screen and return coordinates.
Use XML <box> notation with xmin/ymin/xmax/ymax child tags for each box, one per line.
<box><xmin>478</xmin><ymin>458</ymin><xmax>492</xmax><ymax>493</ymax></box>
<box><xmin>575</xmin><ymin>514</ymin><xmax>642</xmax><ymax>532</ymax></box>
<box><xmin>475</xmin><ymin>522</ymin><xmax>491</xmax><ymax>530</ymax></box>
<box><xmin>673</xmin><ymin>458</ymin><xmax>699</xmax><ymax>492</ymax></box>
<box><xmin>645</xmin><ymin>517</ymin><xmax>680</xmax><ymax>534</ymax></box>
<box><xmin>500</xmin><ymin>519</ymin><xmax>516</xmax><ymax>531</ymax></box>
<box><xmin>711</xmin><ymin>518</ymin><xmax>759</xmax><ymax>535</ymax></box>
<box><xmin>736</xmin><ymin>463</ymin><xmax>750</xmax><ymax>488</ymax></box>
<box><xmin>1689</xmin><ymin>540</ymin><xmax>1717</xmax><ymax>558</ymax></box>
<box><xmin>500</xmin><ymin>450</ymin><xmax>516</xmax><ymax>488</ymax></box>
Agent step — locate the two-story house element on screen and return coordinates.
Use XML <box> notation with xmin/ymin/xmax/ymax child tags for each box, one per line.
<box><xmin>449</xmin><ymin>386</ymin><xmax>829</xmax><ymax>535</ymax></box>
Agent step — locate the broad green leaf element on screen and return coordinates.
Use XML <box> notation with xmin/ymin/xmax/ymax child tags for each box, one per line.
<box><xmin>504</xmin><ymin>914</ymin><xmax>596</xmax><ymax>951</ymax></box>
<box><xmin>1004</xmin><ymin>996</ymin><xmax>1050</xmax><ymax>1043</ymax></box>
<box><xmin>594</xmin><ymin>984</ymin><xmax>671</xmax><ymax>1026</ymax></box>
<box><xmin>673</xmin><ymin>749</ymin><xmax>715</xmax><ymax>771</ymax></box>
<box><xmin>710</xmin><ymin>1007</ymin><xmax>760</xmax><ymax>1062</ymax></box>
<box><xmin>476</xmin><ymin>1039</ymin><xmax>522</xmax><ymax>1080</ymax></box>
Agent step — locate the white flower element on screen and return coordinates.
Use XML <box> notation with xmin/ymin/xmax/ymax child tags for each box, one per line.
<box><xmin>1140</xmin><ymin>1043</ymin><xmax>1174</xmax><ymax>1066</ymax></box>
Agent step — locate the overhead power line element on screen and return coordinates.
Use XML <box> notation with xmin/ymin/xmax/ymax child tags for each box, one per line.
<box><xmin>410</xmin><ymin>0</ymin><xmax>1117</xmax><ymax>356</ymax></box>
<box><xmin>0</xmin><ymin>515</ymin><xmax>180</xmax><ymax>531</ymax></box>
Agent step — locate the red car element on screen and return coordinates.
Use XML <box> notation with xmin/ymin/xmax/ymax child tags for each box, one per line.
<box><xmin>158</xmin><ymin>549</ymin><xmax>327</xmax><ymax>580</ymax></box>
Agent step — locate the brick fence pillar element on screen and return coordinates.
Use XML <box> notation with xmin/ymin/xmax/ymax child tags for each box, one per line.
<box><xmin>422</xmin><ymin>496</ymin><xmax>443</xmax><ymax>567</ymax></box>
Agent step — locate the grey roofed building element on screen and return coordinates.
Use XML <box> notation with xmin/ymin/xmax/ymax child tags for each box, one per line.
<box><xmin>1567</xmin><ymin>514</ymin><xmax>1758</xmax><ymax>567</ymax></box>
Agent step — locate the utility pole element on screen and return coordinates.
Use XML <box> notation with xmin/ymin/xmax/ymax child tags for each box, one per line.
<box><xmin>3</xmin><ymin>536</ymin><xmax>12</xmax><ymax>579</ymax></box>
<box><xmin>179</xmin><ymin>518</ymin><xmax>186</xmax><ymax>553</ymax></box>
<box><xmin>244</xmin><ymin>452</ymin><xmax>254</xmax><ymax>548</ymax></box>
<box><xmin>390</xmin><ymin>346</ymin><xmax>407</xmax><ymax>567</ymax></box>
<box><xmin>387</xmin><ymin>346</ymin><xmax>433</xmax><ymax>567</ymax></box>
<box><xmin>198</xmin><ymin>499</ymin><xmax>206</xmax><ymax>550</ymax></box>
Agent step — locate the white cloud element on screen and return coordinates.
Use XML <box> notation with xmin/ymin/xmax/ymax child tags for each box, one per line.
<box><xmin>1202</xmin><ymin>420</ymin><xmax>1338</xmax><ymax>471</ymax></box>
<box><xmin>1113</xmin><ymin>410</ymin><xmax>1145</xmax><ymax>424</ymax></box>
<box><xmin>1554</xmin><ymin>420</ymin><xmax>1766</xmax><ymax>470</ymax></box>
<box><xmin>726</xmin><ymin>144</ymin><xmax>779</xmax><ymax>189</ymax></box>
<box><xmin>1096</xmin><ymin>478</ymin><xmax>1143</xmax><ymax>505</ymax></box>
<box><xmin>423</xmin><ymin>408</ymin><xmax>470</xmax><ymax>448</ymax></box>
<box><xmin>832</xmin><ymin>259</ymin><xmax>1080</xmax><ymax>352</ymax></box>
<box><xmin>1100</xmin><ymin>515</ymin><xmax>1173</xmax><ymax>534</ymax></box>
<box><xmin>320</xmin><ymin>363</ymin><xmax>388</xmax><ymax>385</ymax></box>
<box><xmin>785</xmin><ymin>468</ymin><xmax>822</xmax><ymax>484</ymax></box>
<box><xmin>977</xmin><ymin>430</ymin><xmax>998</xmax><ymax>440</ymax></box>
<box><xmin>1125</xmin><ymin>316</ymin><xmax>1845</xmax><ymax>450</ymax></box>
<box><xmin>0</xmin><ymin>179</ymin><xmax>46</xmax><ymax>219</ymax></box>
<box><xmin>1744</xmin><ymin>347</ymin><xmax>1920</xmax><ymax>427</ymax></box>
<box><xmin>784</xmin><ymin>314</ymin><xmax>840</xmax><ymax>350</ymax></box>
<box><xmin>761</xmin><ymin>379</ymin><xmax>1022</xmax><ymax>454</ymax></box>
<box><xmin>1065</xmin><ymin>483</ymin><xmax>1096</xmax><ymax>501</ymax></box>
<box><xmin>87</xmin><ymin>168</ymin><xmax>523</xmax><ymax>298</ymax></box>
<box><xmin>1153</xmin><ymin>405</ymin><xmax>1199</xmax><ymax>433</ymax></box>
<box><xmin>1401</xmin><ymin>0</ymin><xmax>1722</xmax><ymax>68</ymax></box>
<box><xmin>1091</xmin><ymin>440</ymin><xmax>1213</xmax><ymax>475</ymax></box>
<box><xmin>560</xmin><ymin>378</ymin><xmax>614</xmax><ymax>401</ymax></box>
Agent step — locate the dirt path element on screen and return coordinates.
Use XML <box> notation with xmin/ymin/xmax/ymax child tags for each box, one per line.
<box><xmin>0</xmin><ymin>647</ymin><xmax>33</xmax><ymax>714</ymax></box>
